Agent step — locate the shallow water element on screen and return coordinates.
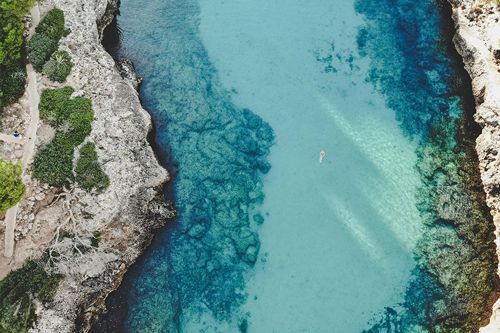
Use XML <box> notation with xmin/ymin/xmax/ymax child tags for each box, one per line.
<box><xmin>194</xmin><ymin>0</ymin><xmax>424</xmax><ymax>331</ymax></box>
<box><xmin>93</xmin><ymin>0</ymin><xmax>497</xmax><ymax>332</ymax></box>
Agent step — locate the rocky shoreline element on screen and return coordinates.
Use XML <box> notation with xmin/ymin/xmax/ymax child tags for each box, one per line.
<box><xmin>46</xmin><ymin>0</ymin><xmax>500</xmax><ymax>331</ymax></box>
<box><xmin>8</xmin><ymin>0</ymin><xmax>176</xmax><ymax>332</ymax></box>
<box><xmin>4</xmin><ymin>0</ymin><xmax>496</xmax><ymax>332</ymax></box>
<box><xmin>447</xmin><ymin>0</ymin><xmax>500</xmax><ymax>331</ymax></box>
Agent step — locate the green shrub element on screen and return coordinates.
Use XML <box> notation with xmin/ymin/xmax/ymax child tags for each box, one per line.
<box><xmin>27</xmin><ymin>8</ymin><xmax>69</xmax><ymax>73</ymax></box>
<box><xmin>34</xmin><ymin>87</ymin><xmax>95</xmax><ymax>187</ymax></box>
<box><xmin>39</xmin><ymin>88</ymin><xmax>93</xmax><ymax>136</ymax></box>
<box><xmin>0</xmin><ymin>0</ymin><xmax>35</xmax><ymax>111</ymax></box>
<box><xmin>75</xmin><ymin>143</ymin><xmax>109</xmax><ymax>192</ymax></box>
<box><xmin>0</xmin><ymin>63</ymin><xmax>26</xmax><ymax>109</ymax></box>
<box><xmin>0</xmin><ymin>159</ymin><xmax>25</xmax><ymax>213</ymax></box>
<box><xmin>0</xmin><ymin>0</ymin><xmax>36</xmax><ymax>17</ymax></box>
<box><xmin>0</xmin><ymin>12</ymin><xmax>24</xmax><ymax>65</ymax></box>
<box><xmin>39</xmin><ymin>86</ymin><xmax>74</xmax><ymax>125</ymax></box>
<box><xmin>39</xmin><ymin>87</ymin><xmax>93</xmax><ymax>131</ymax></box>
<box><xmin>91</xmin><ymin>230</ymin><xmax>101</xmax><ymax>247</ymax></box>
<box><xmin>42</xmin><ymin>50</ymin><xmax>73</xmax><ymax>82</ymax></box>
<box><xmin>67</xmin><ymin>105</ymin><xmax>93</xmax><ymax>144</ymax></box>
<box><xmin>27</xmin><ymin>33</ymin><xmax>57</xmax><ymax>72</ymax></box>
<box><xmin>33</xmin><ymin>134</ymin><xmax>75</xmax><ymax>186</ymax></box>
<box><xmin>35</xmin><ymin>8</ymin><xmax>69</xmax><ymax>41</ymax></box>
<box><xmin>0</xmin><ymin>260</ymin><xmax>62</xmax><ymax>333</ymax></box>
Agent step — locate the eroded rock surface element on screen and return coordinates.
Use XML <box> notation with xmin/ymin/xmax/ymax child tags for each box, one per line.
<box><xmin>0</xmin><ymin>0</ymin><xmax>174</xmax><ymax>332</ymax></box>
<box><xmin>447</xmin><ymin>1</ymin><xmax>500</xmax><ymax>331</ymax></box>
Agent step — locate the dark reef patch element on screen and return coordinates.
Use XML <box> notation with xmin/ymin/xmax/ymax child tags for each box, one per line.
<box><xmin>355</xmin><ymin>0</ymin><xmax>499</xmax><ymax>331</ymax></box>
<box><xmin>92</xmin><ymin>0</ymin><xmax>500</xmax><ymax>331</ymax></box>
<box><xmin>91</xmin><ymin>0</ymin><xmax>274</xmax><ymax>331</ymax></box>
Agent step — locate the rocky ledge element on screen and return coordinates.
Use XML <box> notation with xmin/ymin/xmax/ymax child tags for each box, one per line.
<box><xmin>447</xmin><ymin>0</ymin><xmax>500</xmax><ymax>331</ymax></box>
<box><xmin>15</xmin><ymin>0</ymin><xmax>174</xmax><ymax>332</ymax></box>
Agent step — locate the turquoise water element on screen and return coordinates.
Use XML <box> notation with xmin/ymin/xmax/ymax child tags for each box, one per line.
<box><xmin>195</xmin><ymin>1</ymin><xmax>422</xmax><ymax>332</ymax></box>
<box><xmin>92</xmin><ymin>0</ymin><xmax>496</xmax><ymax>332</ymax></box>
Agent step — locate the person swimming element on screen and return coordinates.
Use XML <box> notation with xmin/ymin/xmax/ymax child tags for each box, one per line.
<box><xmin>319</xmin><ymin>150</ymin><xmax>326</xmax><ymax>163</ymax></box>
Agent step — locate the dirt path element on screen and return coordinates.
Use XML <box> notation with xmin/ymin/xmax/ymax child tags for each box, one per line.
<box><xmin>3</xmin><ymin>4</ymin><xmax>41</xmax><ymax>258</ymax></box>
<box><xmin>21</xmin><ymin>65</ymin><xmax>40</xmax><ymax>170</ymax></box>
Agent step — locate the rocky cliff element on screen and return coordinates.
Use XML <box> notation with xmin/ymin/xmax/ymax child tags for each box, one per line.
<box><xmin>17</xmin><ymin>0</ymin><xmax>174</xmax><ymax>332</ymax></box>
<box><xmin>447</xmin><ymin>1</ymin><xmax>500</xmax><ymax>331</ymax></box>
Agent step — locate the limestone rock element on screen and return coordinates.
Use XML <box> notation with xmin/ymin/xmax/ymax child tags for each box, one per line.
<box><xmin>23</xmin><ymin>0</ymin><xmax>174</xmax><ymax>332</ymax></box>
<box><xmin>447</xmin><ymin>1</ymin><xmax>500</xmax><ymax>332</ymax></box>
<box><xmin>116</xmin><ymin>58</ymin><xmax>143</xmax><ymax>90</ymax></box>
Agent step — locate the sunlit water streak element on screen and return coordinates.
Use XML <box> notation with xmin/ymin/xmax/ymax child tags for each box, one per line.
<box><xmin>91</xmin><ymin>0</ymin><xmax>496</xmax><ymax>332</ymax></box>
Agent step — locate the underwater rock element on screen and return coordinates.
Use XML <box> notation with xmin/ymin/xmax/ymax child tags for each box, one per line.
<box><xmin>233</xmin><ymin>228</ymin><xmax>261</xmax><ymax>264</ymax></box>
<box><xmin>357</xmin><ymin>0</ymin><xmax>499</xmax><ymax>331</ymax></box>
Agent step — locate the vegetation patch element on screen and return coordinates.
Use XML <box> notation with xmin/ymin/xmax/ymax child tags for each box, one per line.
<box><xmin>33</xmin><ymin>134</ymin><xmax>77</xmax><ymax>186</ymax></box>
<box><xmin>0</xmin><ymin>0</ymin><xmax>36</xmax><ymax>112</ymax></box>
<box><xmin>0</xmin><ymin>159</ymin><xmax>25</xmax><ymax>213</ymax></box>
<box><xmin>33</xmin><ymin>87</ymin><xmax>93</xmax><ymax>186</ymax></box>
<box><xmin>34</xmin><ymin>87</ymin><xmax>108</xmax><ymax>191</ymax></box>
<box><xmin>26</xmin><ymin>33</ymin><xmax>57</xmax><ymax>72</ymax></box>
<box><xmin>75</xmin><ymin>143</ymin><xmax>109</xmax><ymax>192</ymax></box>
<box><xmin>34</xmin><ymin>8</ymin><xmax>68</xmax><ymax>41</ymax></box>
<box><xmin>27</xmin><ymin>7</ymin><xmax>69</xmax><ymax>72</ymax></box>
<box><xmin>42</xmin><ymin>50</ymin><xmax>73</xmax><ymax>82</ymax></box>
<box><xmin>90</xmin><ymin>230</ymin><xmax>101</xmax><ymax>248</ymax></box>
<box><xmin>0</xmin><ymin>260</ymin><xmax>62</xmax><ymax>333</ymax></box>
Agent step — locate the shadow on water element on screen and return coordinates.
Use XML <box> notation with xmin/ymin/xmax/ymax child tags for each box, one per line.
<box><xmin>91</xmin><ymin>12</ymin><xmax>181</xmax><ymax>333</ymax></box>
<box><xmin>101</xmin><ymin>8</ymin><xmax>178</xmax><ymax>192</ymax></box>
<box><xmin>101</xmin><ymin>12</ymin><xmax>122</xmax><ymax>60</ymax></box>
